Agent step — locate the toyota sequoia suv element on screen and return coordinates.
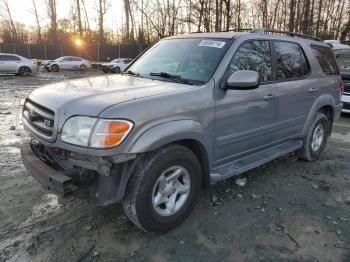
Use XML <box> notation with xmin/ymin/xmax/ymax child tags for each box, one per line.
<box><xmin>21</xmin><ymin>29</ymin><xmax>343</xmax><ymax>233</ymax></box>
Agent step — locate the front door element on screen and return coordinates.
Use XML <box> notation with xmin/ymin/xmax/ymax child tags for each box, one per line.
<box><xmin>60</xmin><ymin>57</ymin><xmax>72</xmax><ymax>69</ymax></box>
<box><xmin>214</xmin><ymin>40</ymin><xmax>279</xmax><ymax>166</ymax></box>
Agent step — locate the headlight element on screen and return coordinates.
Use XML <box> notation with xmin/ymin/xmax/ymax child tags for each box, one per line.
<box><xmin>61</xmin><ymin>116</ymin><xmax>133</xmax><ymax>148</ymax></box>
<box><xmin>61</xmin><ymin>116</ymin><xmax>97</xmax><ymax>146</ymax></box>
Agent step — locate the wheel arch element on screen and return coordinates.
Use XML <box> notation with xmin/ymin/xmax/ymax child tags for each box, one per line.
<box><xmin>128</xmin><ymin>120</ymin><xmax>212</xmax><ymax>186</ymax></box>
<box><xmin>303</xmin><ymin>94</ymin><xmax>336</xmax><ymax>137</ymax></box>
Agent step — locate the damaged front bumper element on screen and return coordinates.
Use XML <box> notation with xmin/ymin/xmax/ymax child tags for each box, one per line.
<box><xmin>20</xmin><ymin>139</ymin><xmax>137</xmax><ymax>205</ymax></box>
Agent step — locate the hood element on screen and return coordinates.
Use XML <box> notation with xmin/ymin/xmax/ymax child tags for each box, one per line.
<box><xmin>28</xmin><ymin>74</ymin><xmax>194</xmax><ymax>118</ymax></box>
<box><xmin>101</xmin><ymin>63</ymin><xmax>115</xmax><ymax>67</ymax></box>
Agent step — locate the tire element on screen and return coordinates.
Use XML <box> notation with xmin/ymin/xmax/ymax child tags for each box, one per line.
<box><xmin>122</xmin><ymin>144</ymin><xmax>202</xmax><ymax>233</ymax></box>
<box><xmin>18</xmin><ymin>66</ymin><xmax>32</xmax><ymax>76</ymax></box>
<box><xmin>80</xmin><ymin>64</ymin><xmax>87</xmax><ymax>72</ymax></box>
<box><xmin>111</xmin><ymin>67</ymin><xmax>121</xmax><ymax>74</ymax></box>
<box><xmin>298</xmin><ymin>113</ymin><xmax>330</xmax><ymax>161</ymax></box>
<box><xmin>51</xmin><ymin>64</ymin><xmax>59</xmax><ymax>72</ymax></box>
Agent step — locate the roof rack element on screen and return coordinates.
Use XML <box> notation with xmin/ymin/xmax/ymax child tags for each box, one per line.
<box><xmin>250</xmin><ymin>28</ymin><xmax>322</xmax><ymax>42</ymax></box>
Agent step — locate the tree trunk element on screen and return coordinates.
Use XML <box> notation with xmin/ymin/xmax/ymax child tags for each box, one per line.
<box><xmin>76</xmin><ymin>0</ymin><xmax>83</xmax><ymax>37</ymax></box>
<box><xmin>47</xmin><ymin>0</ymin><xmax>57</xmax><ymax>43</ymax></box>
<box><xmin>302</xmin><ymin>0</ymin><xmax>310</xmax><ymax>34</ymax></box>
<box><xmin>32</xmin><ymin>0</ymin><xmax>42</xmax><ymax>43</ymax></box>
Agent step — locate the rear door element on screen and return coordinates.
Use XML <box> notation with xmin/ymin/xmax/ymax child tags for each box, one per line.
<box><xmin>71</xmin><ymin>57</ymin><xmax>82</xmax><ymax>68</ymax></box>
<box><xmin>214</xmin><ymin>40</ymin><xmax>279</xmax><ymax>165</ymax></box>
<box><xmin>272</xmin><ymin>41</ymin><xmax>314</xmax><ymax>140</ymax></box>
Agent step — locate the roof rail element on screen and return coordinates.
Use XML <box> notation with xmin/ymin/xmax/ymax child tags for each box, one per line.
<box><xmin>250</xmin><ymin>28</ymin><xmax>322</xmax><ymax>42</ymax></box>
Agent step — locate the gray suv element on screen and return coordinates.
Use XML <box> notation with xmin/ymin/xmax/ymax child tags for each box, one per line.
<box><xmin>21</xmin><ymin>29</ymin><xmax>343</xmax><ymax>232</ymax></box>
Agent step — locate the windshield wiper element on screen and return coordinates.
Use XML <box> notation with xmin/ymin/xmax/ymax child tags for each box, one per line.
<box><xmin>149</xmin><ymin>72</ymin><xmax>193</xmax><ymax>85</ymax></box>
<box><xmin>123</xmin><ymin>70</ymin><xmax>140</xmax><ymax>76</ymax></box>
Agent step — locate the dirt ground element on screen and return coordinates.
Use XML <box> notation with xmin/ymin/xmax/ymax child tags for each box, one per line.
<box><xmin>0</xmin><ymin>71</ymin><xmax>349</xmax><ymax>262</ymax></box>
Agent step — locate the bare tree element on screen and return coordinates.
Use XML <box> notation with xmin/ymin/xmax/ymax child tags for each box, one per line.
<box><xmin>0</xmin><ymin>0</ymin><xmax>18</xmax><ymax>42</ymax></box>
<box><xmin>97</xmin><ymin>0</ymin><xmax>111</xmax><ymax>44</ymax></box>
<box><xmin>76</xmin><ymin>0</ymin><xmax>83</xmax><ymax>37</ymax></box>
<box><xmin>30</xmin><ymin>0</ymin><xmax>42</xmax><ymax>43</ymax></box>
<box><xmin>46</xmin><ymin>0</ymin><xmax>58</xmax><ymax>43</ymax></box>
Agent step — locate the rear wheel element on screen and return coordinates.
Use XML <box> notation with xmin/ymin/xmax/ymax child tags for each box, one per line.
<box><xmin>51</xmin><ymin>64</ymin><xmax>59</xmax><ymax>72</ymax></box>
<box><xmin>298</xmin><ymin>113</ymin><xmax>330</xmax><ymax>161</ymax></box>
<box><xmin>122</xmin><ymin>144</ymin><xmax>202</xmax><ymax>233</ymax></box>
<box><xmin>80</xmin><ymin>64</ymin><xmax>87</xmax><ymax>72</ymax></box>
<box><xmin>18</xmin><ymin>66</ymin><xmax>31</xmax><ymax>76</ymax></box>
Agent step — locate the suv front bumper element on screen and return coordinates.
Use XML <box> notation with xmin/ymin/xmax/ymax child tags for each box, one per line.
<box><xmin>21</xmin><ymin>141</ymin><xmax>78</xmax><ymax>197</ymax></box>
<box><xmin>20</xmin><ymin>140</ymin><xmax>137</xmax><ymax>205</ymax></box>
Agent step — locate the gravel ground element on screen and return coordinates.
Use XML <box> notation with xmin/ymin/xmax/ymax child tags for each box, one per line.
<box><xmin>0</xmin><ymin>72</ymin><xmax>349</xmax><ymax>262</ymax></box>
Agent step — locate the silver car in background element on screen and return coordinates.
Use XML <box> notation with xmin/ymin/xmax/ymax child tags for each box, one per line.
<box><xmin>0</xmin><ymin>53</ymin><xmax>38</xmax><ymax>76</ymax></box>
<box><xmin>47</xmin><ymin>56</ymin><xmax>91</xmax><ymax>72</ymax></box>
<box><xmin>333</xmin><ymin>48</ymin><xmax>350</xmax><ymax>113</ymax></box>
<box><xmin>100</xmin><ymin>58</ymin><xmax>133</xmax><ymax>73</ymax></box>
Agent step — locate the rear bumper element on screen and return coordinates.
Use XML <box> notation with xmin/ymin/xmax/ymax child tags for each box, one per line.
<box><xmin>20</xmin><ymin>141</ymin><xmax>77</xmax><ymax>197</ymax></box>
<box><xmin>341</xmin><ymin>95</ymin><xmax>350</xmax><ymax>113</ymax></box>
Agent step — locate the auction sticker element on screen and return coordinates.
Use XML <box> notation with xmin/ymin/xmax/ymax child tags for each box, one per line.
<box><xmin>198</xmin><ymin>40</ymin><xmax>226</xmax><ymax>48</ymax></box>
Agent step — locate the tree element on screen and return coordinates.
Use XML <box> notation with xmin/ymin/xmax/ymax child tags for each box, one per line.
<box><xmin>46</xmin><ymin>0</ymin><xmax>58</xmax><ymax>43</ymax></box>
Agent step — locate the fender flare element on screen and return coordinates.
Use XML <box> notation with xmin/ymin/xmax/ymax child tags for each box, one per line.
<box><xmin>302</xmin><ymin>94</ymin><xmax>336</xmax><ymax>136</ymax></box>
<box><xmin>128</xmin><ymin>119</ymin><xmax>213</xmax><ymax>169</ymax></box>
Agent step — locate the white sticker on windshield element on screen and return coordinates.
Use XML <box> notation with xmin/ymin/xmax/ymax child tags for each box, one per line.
<box><xmin>198</xmin><ymin>40</ymin><xmax>226</xmax><ymax>48</ymax></box>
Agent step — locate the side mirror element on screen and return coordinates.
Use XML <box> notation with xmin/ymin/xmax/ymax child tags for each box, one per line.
<box><xmin>226</xmin><ymin>70</ymin><xmax>260</xmax><ymax>90</ymax></box>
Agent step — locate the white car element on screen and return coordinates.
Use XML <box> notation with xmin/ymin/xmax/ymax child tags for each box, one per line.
<box><xmin>0</xmin><ymin>53</ymin><xmax>38</xmax><ymax>76</ymax></box>
<box><xmin>100</xmin><ymin>58</ymin><xmax>133</xmax><ymax>73</ymax></box>
<box><xmin>48</xmin><ymin>56</ymin><xmax>91</xmax><ymax>72</ymax></box>
<box><xmin>334</xmin><ymin>49</ymin><xmax>350</xmax><ymax>113</ymax></box>
<box><xmin>324</xmin><ymin>40</ymin><xmax>350</xmax><ymax>50</ymax></box>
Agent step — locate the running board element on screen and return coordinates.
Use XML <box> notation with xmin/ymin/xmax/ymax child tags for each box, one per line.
<box><xmin>210</xmin><ymin>140</ymin><xmax>303</xmax><ymax>183</ymax></box>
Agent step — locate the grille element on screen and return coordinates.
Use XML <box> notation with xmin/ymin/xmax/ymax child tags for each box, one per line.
<box><xmin>23</xmin><ymin>99</ymin><xmax>55</xmax><ymax>139</ymax></box>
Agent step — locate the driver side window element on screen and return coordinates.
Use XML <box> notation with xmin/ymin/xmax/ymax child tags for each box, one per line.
<box><xmin>228</xmin><ymin>40</ymin><xmax>272</xmax><ymax>82</ymax></box>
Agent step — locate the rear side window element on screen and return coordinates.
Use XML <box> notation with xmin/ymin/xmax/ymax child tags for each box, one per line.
<box><xmin>274</xmin><ymin>41</ymin><xmax>310</xmax><ymax>80</ymax></box>
<box><xmin>228</xmin><ymin>40</ymin><xmax>272</xmax><ymax>82</ymax></box>
<box><xmin>311</xmin><ymin>45</ymin><xmax>339</xmax><ymax>75</ymax></box>
<box><xmin>0</xmin><ymin>55</ymin><xmax>20</xmax><ymax>61</ymax></box>
<box><xmin>71</xmin><ymin>57</ymin><xmax>82</xmax><ymax>61</ymax></box>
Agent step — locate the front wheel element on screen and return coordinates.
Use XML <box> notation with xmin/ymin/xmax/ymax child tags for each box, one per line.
<box><xmin>51</xmin><ymin>64</ymin><xmax>59</xmax><ymax>72</ymax></box>
<box><xmin>122</xmin><ymin>144</ymin><xmax>202</xmax><ymax>233</ymax></box>
<box><xmin>111</xmin><ymin>67</ymin><xmax>121</xmax><ymax>74</ymax></box>
<box><xmin>298</xmin><ymin>113</ymin><xmax>330</xmax><ymax>161</ymax></box>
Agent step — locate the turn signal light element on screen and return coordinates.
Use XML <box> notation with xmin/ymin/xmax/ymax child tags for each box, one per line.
<box><xmin>90</xmin><ymin>120</ymin><xmax>133</xmax><ymax>148</ymax></box>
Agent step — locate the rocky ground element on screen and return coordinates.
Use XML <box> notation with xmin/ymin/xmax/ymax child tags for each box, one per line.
<box><xmin>0</xmin><ymin>71</ymin><xmax>349</xmax><ymax>262</ymax></box>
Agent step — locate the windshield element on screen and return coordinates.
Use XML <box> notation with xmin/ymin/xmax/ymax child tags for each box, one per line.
<box><xmin>127</xmin><ymin>38</ymin><xmax>230</xmax><ymax>84</ymax></box>
<box><xmin>111</xmin><ymin>59</ymin><xmax>121</xmax><ymax>63</ymax></box>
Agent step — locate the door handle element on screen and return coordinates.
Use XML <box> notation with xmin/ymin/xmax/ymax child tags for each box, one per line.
<box><xmin>264</xmin><ymin>94</ymin><xmax>275</xmax><ymax>101</ymax></box>
<box><xmin>309</xmin><ymin>87</ymin><xmax>318</xmax><ymax>92</ymax></box>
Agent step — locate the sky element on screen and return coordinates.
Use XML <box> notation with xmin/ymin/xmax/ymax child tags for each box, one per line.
<box><xmin>8</xmin><ymin>0</ymin><xmax>124</xmax><ymax>31</ymax></box>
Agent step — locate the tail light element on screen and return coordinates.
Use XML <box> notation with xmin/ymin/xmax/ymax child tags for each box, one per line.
<box><xmin>340</xmin><ymin>80</ymin><xmax>344</xmax><ymax>95</ymax></box>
